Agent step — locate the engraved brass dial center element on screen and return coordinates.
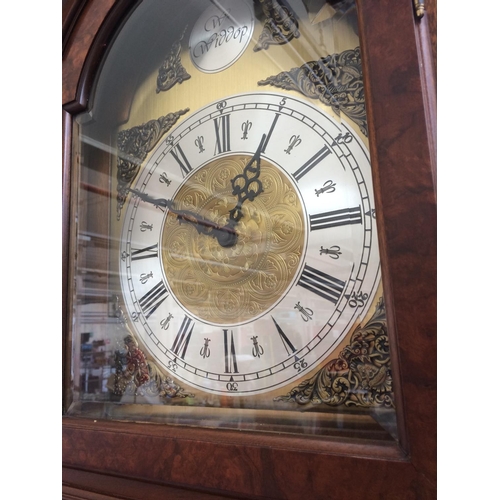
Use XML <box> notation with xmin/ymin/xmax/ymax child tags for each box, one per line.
<box><xmin>161</xmin><ymin>155</ymin><xmax>306</xmax><ymax>325</ymax></box>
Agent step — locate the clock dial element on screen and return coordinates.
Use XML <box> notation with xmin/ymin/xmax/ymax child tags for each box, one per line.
<box><xmin>119</xmin><ymin>92</ymin><xmax>379</xmax><ymax>395</ymax></box>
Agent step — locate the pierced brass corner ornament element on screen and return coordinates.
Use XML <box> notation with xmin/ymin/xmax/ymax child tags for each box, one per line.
<box><xmin>254</xmin><ymin>0</ymin><xmax>300</xmax><ymax>52</ymax></box>
<box><xmin>274</xmin><ymin>298</ymin><xmax>394</xmax><ymax>408</ymax></box>
<box><xmin>413</xmin><ymin>0</ymin><xmax>425</xmax><ymax>19</ymax></box>
<box><xmin>156</xmin><ymin>28</ymin><xmax>191</xmax><ymax>93</ymax></box>
<box><xmin>115</xmin><ymin>109</ymin><xmax>189</xmax><ymax>219</ymax></box>
<box><xmin>109</xmin><ymin>311</ymin><xmax>195</xmax><ymax>401</ymax></box>
<box><xmin>258</xmin><ymin>47</ymin><xmax>368</xmax><ymax>136</ymax></box>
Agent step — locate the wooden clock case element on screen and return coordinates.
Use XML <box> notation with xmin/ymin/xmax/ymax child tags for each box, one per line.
<box><xmin>62</xmin><ymin>1</ymin><xmax>437</xmax><ymax>498</ymax></box>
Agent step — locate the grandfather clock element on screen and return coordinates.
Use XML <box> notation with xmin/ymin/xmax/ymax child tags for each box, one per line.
<box><xmin>63</xmin><ymin>1</ymin><xmax>436</xmax><ymax>498</ymax></box>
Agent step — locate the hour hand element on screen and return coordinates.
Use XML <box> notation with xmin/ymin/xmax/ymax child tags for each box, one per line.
<box><xmin>228</xmin><ymin>133</ymin><xmax>266</xmax><ymax>224</ymax></box>
<box><xmin>128</xmin><ymin>188</ymin><xmax>173</xmax><ymax>210</ymax></box>
<box><xmin>174</xmin><ymin>208</ymin><xmax>238</xmax><ymax>248</ymax></box>
<box><xmin>128</xmin><ymin>188</ymin><xmax>237</xmax><ymax>247</ymax></box>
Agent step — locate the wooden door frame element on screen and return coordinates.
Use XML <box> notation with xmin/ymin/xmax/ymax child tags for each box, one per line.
<box><xmin>63</xmin><ymin>1</ymin><xmax>436</xmax><ymax>498</ymax></box>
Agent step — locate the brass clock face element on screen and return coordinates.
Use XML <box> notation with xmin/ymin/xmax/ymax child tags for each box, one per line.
<box><xmin>161</xmin><ymin>153</ymin><xmax>306</xmax><ymax>326</ymax></box>
<box><xmin>119</xmin><ymin>93</ymin><xmax>379</xmax><ymax>395</ymax></box>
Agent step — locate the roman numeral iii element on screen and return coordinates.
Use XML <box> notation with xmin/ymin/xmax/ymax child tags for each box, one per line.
<box><xmin>310</xmin><ymin>206</ymin><xmax>362</xmax><ymax>230</ymax></box>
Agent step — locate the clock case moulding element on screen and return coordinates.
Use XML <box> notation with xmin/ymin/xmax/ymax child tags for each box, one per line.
<box><xmin>62</xmin><ymin>1</ymin><xmax>436</xmax><ymax>498</ymax></box>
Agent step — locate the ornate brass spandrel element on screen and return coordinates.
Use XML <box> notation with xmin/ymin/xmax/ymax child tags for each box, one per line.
<box><xmin>156</xmin><ymin>28</ymin><xmax>191</xmax><ymax>93</ymax></box>
<box><xmin>108</xmin><ymin>326</ymin><xmax>194</xmax><ymax>401</ymax></box>
<box><xmin>116</xmin><ymin>109</ymin><xmax>189</xmax><ymax>219</ymax></box>
<box><xmin>258</xmin><ymin>47</ymin><xmax>367</xmax><ymax>136</ymax></box>
<box><xmin>274</xmin><ymin>298</ymin><xmax>394</xmax><ymax>408</ymax></box>
<box><xmin>254</xmin><ymin>0</ymin><xmax>300</xmax><ymax>52</ymax></box>
<box><xmin>161</xmin><ymin>155</ymin><xmax>306</xmax><ymax>325</ymax></box>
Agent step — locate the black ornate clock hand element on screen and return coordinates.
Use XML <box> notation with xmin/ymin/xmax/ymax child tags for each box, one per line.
<box><xmin>127</xmin><ymin>135</ymin><xmax>266</xmax><ymax>248</ymax></box>
<box><xmin>128</xmin><ymin>188</ymin><xmax>174</xmax><ymax>211</ymax></box>
<box><xmin>227</xmin><ymin>133</ymin><xmax>266</xmax><ymax>225</ymax></box>
<box><xmin>128</xmin><ymin>188</ymin><xmax>238</xmax><ymax>247</ymax></box>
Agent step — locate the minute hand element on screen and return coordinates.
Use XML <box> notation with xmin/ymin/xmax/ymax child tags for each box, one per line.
<box><xmin>228</xmin><ymin>133</ymin><xmax>266</xmax><ymax>224</ymax></box>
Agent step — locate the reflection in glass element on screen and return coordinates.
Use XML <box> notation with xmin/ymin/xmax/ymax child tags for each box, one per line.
<box><xmin>68</xmin><ymin>0</ymin><xmax>398</xmax><ymax>443</ymax></box>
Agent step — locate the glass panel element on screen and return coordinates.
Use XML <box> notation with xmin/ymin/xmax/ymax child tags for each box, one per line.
<box><xmin>68</xmin><ymin>0</ymin><xmax>397</xmax><ymax>443</ymax></box>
